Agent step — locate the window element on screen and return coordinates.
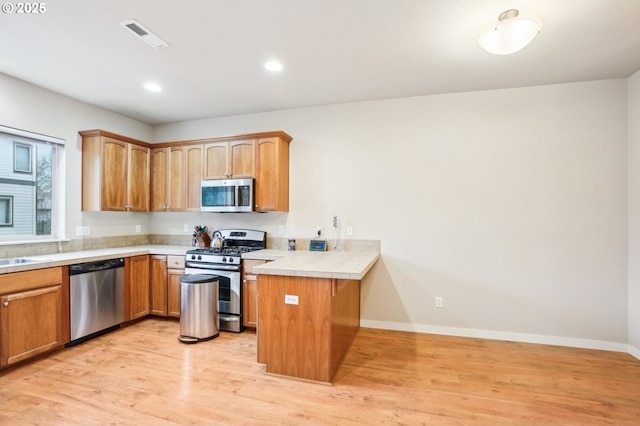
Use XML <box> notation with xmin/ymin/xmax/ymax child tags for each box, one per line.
<box><xmin>0</xmin><ymin>196</ymin><xmax>13</xmax><ymax>226</ymax></box>
<box><xmin>0</xmin><ymin>125</ymin><xmax>65</xmax><ymax>241</ymax></box>
<box><xmin>14</xmin><ymin>143</ymin><xmax>32</xmax><ymax>173</ymax></box>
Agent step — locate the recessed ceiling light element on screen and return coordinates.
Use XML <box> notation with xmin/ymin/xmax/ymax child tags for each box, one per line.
<box><xmin>144</xmin><ymin>82</ymin><xmax>162</xmax><ymax>92</ymax></box>
<box><xmin>264</xmin><ymin>60</ymin><xmax>283</xmax><ymax>72</ymax></box>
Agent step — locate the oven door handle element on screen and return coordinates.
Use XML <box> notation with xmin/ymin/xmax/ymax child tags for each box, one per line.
<box><xmin>185</xmin><ymin>264</ymin><xmax>240</xmax><ymax>272</ymax></box>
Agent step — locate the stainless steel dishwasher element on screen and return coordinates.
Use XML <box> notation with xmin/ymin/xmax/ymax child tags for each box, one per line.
<box><xmin>68</xmin><ymin>258</ymin><xmax>125</xmax><ymax>345</ymax></box>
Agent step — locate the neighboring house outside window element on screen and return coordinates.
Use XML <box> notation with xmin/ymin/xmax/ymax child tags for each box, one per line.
<box><xmin>0</xmin><ymin>126</ymin><xmax>65</xmax><ymax>241</ymax></box>
<box><xmin>14</xmin><ymin>143</ymin><xmax>32</xmax><ymax>174</ymax></box>
<box><xmin>0</xmin><ymin>196</ymin><xmax>13</xmax><ymax>226</ymax></box>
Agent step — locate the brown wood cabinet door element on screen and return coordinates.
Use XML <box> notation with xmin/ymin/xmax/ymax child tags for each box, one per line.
<box><xmin>149</xmin><ymin>255</ymin><xmax>167</xmax><ymax>316</ymax></box>
<box><xmin>150</xmin><ymin>148</ymin><xmax>169</xmax><ymax>212</ymax></box>
<box><xmin>167</xmin><ymin>269</ymin><xmax>183</xmax><ymax>318</ymax></box>
<box><xmin>229</xmin><ymin>139</ymin><xmax>256</xmax><ymax>178</ymax></box>
<box><xmin>255</xmin><ymin>137</ymin><xmax>289</xmax><ymax>211</ymax></box>
<box><xmin>185</xmin><ymin>145</ymin><xmax>203</xmax><ymax>211</ymax></box>
<box><xmin>128</xmin><ymin>144</ymin><xmax>150</xmax><ymax>212</ymax></box>
<box><xmin>100</xmin><ymin>138</ymin><xmax>128</xmax><ymax>211</ymax></box>
<box><xmin>126</xmin><ymin>255</ymin><xmax>150</xmax><ymax>320</ymax></box>
<box><xmin>204</xmin><ymin>142</ymin><xmax>228</xmax><ymax>179</ymax></box>
<box><xmin>0</xmin><ymin>284</ymin><xmax>63</xmax><ymax>367</ymax></box>
<box><xmin>169</xmin><ymin>146</ymin><xmax>186</xmax><ymax>211</ymax></box>
<box><xmin>242</xmin><ymin>259</ymin><xmax>264</xmax><ymax>328</ymax></box>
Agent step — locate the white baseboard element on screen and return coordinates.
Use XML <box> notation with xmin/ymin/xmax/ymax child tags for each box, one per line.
<box><xmin>360</xmin><ymin>320</ymin><xmax>631</xmax><ymax>354</ymax></box>
<box><xmin>629</xmin><ymin>344</ymin><xmax>640</xmax><ymax>360</ymax></box>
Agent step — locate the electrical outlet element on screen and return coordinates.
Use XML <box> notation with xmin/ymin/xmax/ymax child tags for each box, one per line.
<box><xmin>75</xmin><ymin>226</ymin><xmax>84</xmax><ymax>236</ymax></box>
<box><xmin>316</xmin><ymin>226</ymin><xmax>322</xmax><ymax>237</ymax></box>
<box><xmin>135</xmin><ymin>224</ymin><xmax>141</xmax><ymax>233</ymax></box>
<box><xmin>285</xmin><ymin>294</ymin><xmax>299</xmax><ymax>305</ymax></box>
<box><xmin>347</xmin><ymin>226</ymin><xmax>353</xmax><ymax>236</ymax></box>
<box><xmin>279</xmin><ymin>225</ymin><xmax>285</xmax><ymax>235</ymax></box>
<box><xmin>435</xmin><ymin>297</ymin><xmax>444</xmax><ymax>308</ymax></box>
<box><xmin>183</xmin><ymin>224</ymin><xmax>189</xmax><ymax>233</ymax></box>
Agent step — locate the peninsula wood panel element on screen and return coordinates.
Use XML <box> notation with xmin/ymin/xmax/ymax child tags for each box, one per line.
<box><xmin>258</xmin><ymin>274</ymin><xmax>361</xmax><ymax>383</ymax></box>
<box><xmin>330</xmin><ymin>279</ymin><xmax>360</xmax><ymax>376</ymax></box>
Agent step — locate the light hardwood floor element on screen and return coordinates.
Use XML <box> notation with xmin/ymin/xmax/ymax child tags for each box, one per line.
<box><xmin>1</xmin><ymin>319</ymin><xmax>639</xmax><ymax>425</ymax></box>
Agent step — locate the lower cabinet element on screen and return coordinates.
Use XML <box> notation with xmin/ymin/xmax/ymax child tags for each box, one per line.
<box><xmin>126</xmin><ymin>255</ymin><xmax>150</xmax><ymax>321</ymax></box>
<box><xmin>167</xmin><ymin>269</ymin><xmax>183</xmax><ymax>317</ymax></box>
<box><xmin>149</xmin><ymin>254</ymin><xmax>184</xmax><ymax>317</ymax></box>
<box><xmin>242</xmin><ymin>259</ymin><xmax>266</xmax><ymax>328</ymax></box>
<box><xmin>0</xmin><ymin>267</ymin><xmax>69</xmax><ymax>369</ymax></box>
<box><xmin>150</xmin><ymin>255</ymin><xmax>168</xmax><ymax>315</ymax></box>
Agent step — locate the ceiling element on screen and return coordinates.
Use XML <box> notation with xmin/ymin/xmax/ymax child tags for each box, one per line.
<box><xmin>1</xmin><ymin>0</ymin><xmax>639</xmax><ymax>125</ymax></box>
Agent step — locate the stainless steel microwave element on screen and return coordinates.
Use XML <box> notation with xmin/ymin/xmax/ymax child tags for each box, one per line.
<box><xmin>201</xmin><ymin>178</ymin><xmax>254</xmax><ymax>212</ymax></box>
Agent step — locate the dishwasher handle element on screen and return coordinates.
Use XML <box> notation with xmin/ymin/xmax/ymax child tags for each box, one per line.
<box><xmin>69</xmin><ymin>258</ymin><xmax>125</xmax><ymax>275</ymax></box>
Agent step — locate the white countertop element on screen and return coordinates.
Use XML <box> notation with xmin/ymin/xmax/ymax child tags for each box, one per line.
<box><xmin>0</xmin><ymin>245</ymin><xmax>380</xmax><ymax>280</ymax></box>
<box><xmin>0</xmin><ymin>245</ymin><xmax>193</xmax><ymax>275</ymax></box>
<box><xmin>243</xmin><ymin>249</ymin><xmax>380</xmax><ymax>280</ymax></box>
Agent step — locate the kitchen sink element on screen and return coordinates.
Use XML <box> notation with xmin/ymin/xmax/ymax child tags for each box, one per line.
<box><xmin>0</xmin><ymin>257</ymin><xmax>52</xmax><ymax>266</ymax></box>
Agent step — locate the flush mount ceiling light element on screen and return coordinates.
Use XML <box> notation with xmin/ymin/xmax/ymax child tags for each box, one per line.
<box><xmin>479</xmin><ymin>9</ymin><xmax>541</xmax><ymax>55</ymax></box>
<box><xmin>264</xmin><ymin>60</ymin><xmax>283</xmax><ymax>72</ymax></box>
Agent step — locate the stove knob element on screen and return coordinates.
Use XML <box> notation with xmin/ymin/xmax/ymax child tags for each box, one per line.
<box><xmin>222</xmin><ymin>257</ymin><xmax>227</xmax><ymax>262</ymax></box>
<box><xmin>190</xmin><ymin>255</ymin><xmax>196</xmax><ymax>260</ymax></box>
<box><xmin>197</xmin><ymin>255</ymin><xmax>202</xmax><ymax>261</ymax></box>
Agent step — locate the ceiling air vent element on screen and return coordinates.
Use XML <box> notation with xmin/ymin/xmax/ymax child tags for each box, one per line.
<box><xmin>119</xmin><ymin>19</ymin><xmax>169</xmax><ymax>49</ymax></box>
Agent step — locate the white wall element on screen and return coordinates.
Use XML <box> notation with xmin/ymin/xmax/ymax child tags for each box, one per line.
<box><xmin>0</xmin><ymin>73</ymin><xmax>154</xmax><ymax>240</ymax></box>
<box><xmin>628</xmin><ymin>70</ymin><xmax>640</xmax><ymax>358</ymax></box>
<box><xmin>1</xmin><ymin>70</ymin><xmax>632</xmax><ymax>351</ymax></box>
<box><xmin>155</xmin><ymin>80</ymin><xmax>629</xmax><ymax>350</ymax></box>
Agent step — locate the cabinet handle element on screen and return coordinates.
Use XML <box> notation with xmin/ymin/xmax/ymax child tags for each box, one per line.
<box><xmin>3</xmin><ymin>301</ymin><xmax>8</xmax><ymax>307</ymax></box>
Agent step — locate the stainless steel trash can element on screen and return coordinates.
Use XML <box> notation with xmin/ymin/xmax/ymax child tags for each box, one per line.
<box><xmin>178</xmin><ymin>274</ymin><xmax>219</xmax><ymax>343</ymax></box>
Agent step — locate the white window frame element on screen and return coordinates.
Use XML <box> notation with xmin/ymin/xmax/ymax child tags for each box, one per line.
<box><xmin>13</xmin><ymin>142</ymin><xmax>33</xmax><ymax>174</ymax></box>
<box><xmin>0</xmin><ymin>125</ymin><xmax>65</xmax><ymax>243</ymax></box>
<box><xmin>0</xmin><ymin>196</ymin><xmax>13</xmax><ymax>227</ymax></box>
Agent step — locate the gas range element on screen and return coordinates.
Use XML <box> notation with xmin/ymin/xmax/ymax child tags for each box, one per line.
<box><xmin>183</xmin><ymin>229</ymin><xmax>266</xmax><ymax>333</ymax></box>
<box><xmin>185</xmin><ymin>229</ymin><xmax>266</xmax><ymax>270</ymax></box>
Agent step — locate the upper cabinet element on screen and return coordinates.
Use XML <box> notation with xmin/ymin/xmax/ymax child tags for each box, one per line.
<box><xmin>81</xmin><ymin>130</ymin><xmax>291</xmax><ymax>213</ymax></box>
<box><xmin>256</xmin><ymin>136</ymin><xmax>291</xmax><ymax>212</ymax></box>
<box><xmin>185</xmin><ymin>145</ymin><xmax>204</xmax><ymax>211</ymax></box>
<box><xmin>80</xmin><ymin>130</ymin><xmax>150</xmax><ymax>212</ymax></box>
<box><xmin>204</xmin><ymin>139</ymin><xmax>255</xmax><ymax>179</ymax></box>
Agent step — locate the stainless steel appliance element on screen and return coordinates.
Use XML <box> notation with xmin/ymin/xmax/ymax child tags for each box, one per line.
<box><xmin>178</xmin><ymin>274</ymin><xmax>219</xmax><ymax>343</ymax></box>
<box><xmin>185</xmin><ymin>229</ymin><xmax>266</xmax><ymax>332</ymax></box>
<box><xmin>201</xmin><ymin>178</ymin><xmax>254</xmax><ymax>212</ymax></box>
<box><xmin>68</xmin><ymin>258</ymin><xmax>125</xmax><ymax>345</ymax></box>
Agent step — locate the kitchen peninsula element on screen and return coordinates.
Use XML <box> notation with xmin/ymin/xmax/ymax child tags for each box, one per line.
<box><xmin>245</xmin><ymin>249</ymin><xmax>380</xmax><ymax>384</ymax></box>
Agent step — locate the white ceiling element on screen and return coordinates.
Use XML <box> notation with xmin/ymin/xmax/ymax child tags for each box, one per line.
<box><xmin>1</xmin><ymin>0</ymin><xmax>639</xmax><ymax>125</ymax></box>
